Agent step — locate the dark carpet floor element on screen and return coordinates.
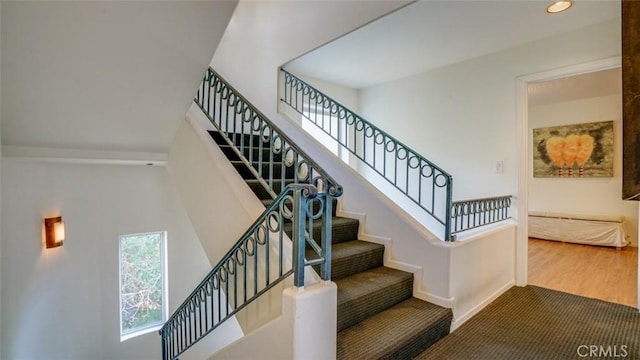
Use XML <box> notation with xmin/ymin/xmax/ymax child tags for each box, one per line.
<box><xmin>416</xmin><ymin>285</ymin><xmax>640</xmax><ymax>360</ymax></box>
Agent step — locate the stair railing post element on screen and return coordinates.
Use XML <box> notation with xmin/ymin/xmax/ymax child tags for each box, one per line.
<box><xmin>445</xmin><ymin>176</ymin><xmax>453</xmax><ymax>241</ymax></box>
<box><xmin>321</xmin><ymin>193</ymin><xmax>332</xmax><ymax>281</ymax></box>
<box><xmin>160</xmin><ymin>329</ymin><xmax>167</xmax><ymax>360</ymax></box>
<box><xmin>292</xmin><ymin>187</ymin><xmax>308</xmax><ymax>287</ymax></box>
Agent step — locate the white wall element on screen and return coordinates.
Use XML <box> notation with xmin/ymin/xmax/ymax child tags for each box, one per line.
<box><xmin>0</xmin><ymin>160</ymin><xmax>212</xmax><ymax>360</ymax></box>
<box><xmin>0</xmin><ymin>2</ymin><xmax>3</xmax><ymax>350</ymax></box>
<box><xmin>449</xmin><ymin>225</ymin><xmax>516</xmax><ymax>329</ymax></box>
<box><xmin>293</xmin><ymin>74</ymin><xmax>360</xmax><ymax>114</ymax></box>
<box><xmin>357</xmin><ymin>19</ymin><xmax>621</xmax><ymax>202</ymax></box>
<box><xmin>528</xmin><ymin>94</ymin><xmax>638</xmax><ymax>246</ymax></box>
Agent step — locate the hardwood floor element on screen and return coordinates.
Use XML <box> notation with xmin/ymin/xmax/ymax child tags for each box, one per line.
<box><xmin>528</xmin><ymin>238</ymin><xmax>638</xmax><ymax>308</ymax></box>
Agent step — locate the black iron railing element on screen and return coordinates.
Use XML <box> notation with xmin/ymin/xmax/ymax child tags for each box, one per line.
<box><xmin>196</xmin><ymin>68</ymin><xmax>343</xmax><ymax>199</ymax></box>
<box><xmin>450</xmin><ymin>196</ymin><xmax>512</xmax><ymax>237</ymax></box>
<box><xmin>280</xmin><ymin>69</ymin><xmax>511</xmax><ymax>240</ymax></box>
<box><xmin>160</xmin><ymin>185</ymin><xmax>332</xmax><ymax>360</ymax></box>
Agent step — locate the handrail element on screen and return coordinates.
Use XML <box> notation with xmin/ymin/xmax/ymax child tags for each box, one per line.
<box><xmin>281</xmin><ymin>69</ymin><xmax>454</xmax><ymax>240</ymax></box>
<box><xmin>196</xmin><ymin>68</ymin><xmax>343</xmax><ymax>199</ymax></box>
<box><xmin>280</xmin><ymin>69</ymin><xmax>512</xmax><ymax>240</ymax></box>
<box><xmin>160</xmin><ymin>185</ymin><xmax>332</xmax><ymax>360</ymax></box>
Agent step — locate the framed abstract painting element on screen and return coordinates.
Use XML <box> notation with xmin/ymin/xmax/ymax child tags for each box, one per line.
<box><xmin>533</xmin><ymin>121</ymin><xmax>614</xmax><ymax>178</ymax></box>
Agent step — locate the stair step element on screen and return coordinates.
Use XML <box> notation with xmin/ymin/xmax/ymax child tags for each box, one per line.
<box><xmin>231</xmin><ymin>160</ymin><xmax>295</xmax><ymax>180</ymax></box>
<box><xmin>321</xmin><ymin>240</ymin><xmax>384</xmax><ymax>280</ymax></box>
<box><xmin>209</xmin><ymin>131</ymin><xmax>263</xmax><ymax>146</ymax></box>
<box><xmin>335</xmin><ymin>266</ymin><xmax>413</xmax><ymax>331</ymax></box>
<box><xmin>225</xmin><ymin>132</ymin><xmax>263</xmax><ymax>146</ymax></box>
<box><xmin>284</xmin><ymin>216</ymin><xmax>359</xmax><ymax>245</ymax></box>
<box><xmin>306</xmin><ymin>240</ymin><xmax>384</xmax><ymax>280</ymax></box>
<box><xmin>217</xmin><ymin>143</ymin><xmax>283</xmax><ymax>161</ymax></box>
<box><xmin>216</xmin><ymin>144</ymin><xmax>242</xmax><ymax>161</ymax></box>
<box><xmin>208</xmin><ymin>130</ymin><xmax>227</xmax><ymax>145</ymax></box>
<box><xmin>337</xmin><ymin>297</ymin><xmax>452</xmax><ymax>360</ymax></box>
<box><xmin>245</xmin><ymin>179</ymin><xmax>297</xmax><ymax>200</ymax></box>
<box><xmin>213</xmin><ymin>136</ymin><xmax>283</xmax><ymax>163</ymax></box>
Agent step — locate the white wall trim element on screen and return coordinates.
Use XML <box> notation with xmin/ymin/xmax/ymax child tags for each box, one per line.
<box><xmin>514</xmin><ymin>56</ymin><xmax>622</xmax><ymax>286</ymax></box>
<box><xmin>449</xmin><ymin>221</ymin><xmax>517</xmax><ymax>246</ymax></box>
<box><xmin>414</xmin><ymin>288</ymin><xmax>454</xmax><ymax>310</ymax></box>
<box><xmin>1</xmin><ymin>145</ymin><xmax>168</xmax><ymax>166</ymax></box>
<box><xmin>338</xmin><ymin>208</ymin><xmax>454</xmax><ymax>309</ymax></box>
<box><xmin>450</xmin><ymin>280</ymin><xmax>515</xmax><ymax>332</ymax></box>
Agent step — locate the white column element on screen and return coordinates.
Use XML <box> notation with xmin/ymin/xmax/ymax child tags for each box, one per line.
<box><xmin>282</xmin><ymin>281</ymin><xmax>337</xmax><ymax>360</ymax></box>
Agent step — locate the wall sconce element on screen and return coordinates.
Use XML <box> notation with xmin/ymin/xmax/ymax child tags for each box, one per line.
<box><xmin>44</xmin><ymin>216</ymin><xmax>65</xmax><ymax>248</ymax></box>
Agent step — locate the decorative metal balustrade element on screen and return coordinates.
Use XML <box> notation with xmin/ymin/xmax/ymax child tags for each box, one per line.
<box><xmin>196</xmin><ymin>68</ymin><xmax>343</xmax><ymax>199</ymax></box>
<box><xmin>160</xmin><ymin>185</ymin><xmax>333</xmax><ymax>360</ymax></box>
<box><xmin>450</xmin><ymin>196</ymin><xmax>512</xmax><ymax>237</ymax></box>
<box><xmin>280</xmin><ymin>69</ymin><xmax>511</xmax><ymax>240</ymax></box>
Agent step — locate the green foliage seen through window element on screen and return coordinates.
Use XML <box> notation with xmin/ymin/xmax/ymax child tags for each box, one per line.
<box><xmin>119</xmin><ymin>232</ymin><xmax>166</xmax><ymax>334</ymax></box>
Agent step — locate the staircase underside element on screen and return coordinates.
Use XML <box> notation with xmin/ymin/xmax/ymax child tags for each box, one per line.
<box><xmin>209</xmin><ymin>130</ymin><xmax>453</xmax><ymax>359</ymax></box>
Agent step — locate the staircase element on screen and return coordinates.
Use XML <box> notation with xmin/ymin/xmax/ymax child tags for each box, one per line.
<box><xmin>209</xmin><ymin>130</ymin><xmax>453</xmax><ymax>359</ymax></box>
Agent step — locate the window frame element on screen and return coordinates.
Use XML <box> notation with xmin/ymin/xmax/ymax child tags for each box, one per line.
<box><xmin>118</xmin><ymin>231</ymin><xmax>168</xmax><ymax>341</ymax></box>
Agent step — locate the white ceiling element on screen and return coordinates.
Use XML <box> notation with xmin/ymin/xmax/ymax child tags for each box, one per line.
<box><xmin>1</xmin><ymin>1</ymin><xmax>620</xmax><ymax>154</ymax></box>
<box><xmin>1</xmin><ymin>1</ymin><xmax>237</xmax><ymax>153</ymax></box>
<box><xmin>284</xmin><ymin>0</ymin><xmax>621</xmax><ymax>89</ymax></box>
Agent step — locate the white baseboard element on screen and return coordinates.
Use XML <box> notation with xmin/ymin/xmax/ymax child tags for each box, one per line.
<box><xmin>413</xmin><ymin>289</ymin><xmax>454</xmax><ymax>309</ymax></box>
<box><xmin>450</xmin><ymin>280</ymin><xmax>516</xmax><ymax>331</ymax></box>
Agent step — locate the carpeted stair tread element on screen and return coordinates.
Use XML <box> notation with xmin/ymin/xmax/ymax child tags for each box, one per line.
<box><xmin>230</xmin><ymin>160</ymin><xmax>294</xmax><ymax>180</ymax></box>
<box><xmin>209</xmin><ymin>131</ymin><xmax>264</xmax><ymax>146</ymax></box>
<box><xmin>245</xmin><ymin>179</ymin><xmax>297</xmax><ymax>199</ymax></box>
<box><xmin>216</xmin><ymin>144</ymin><xmax>243</xmax><ymax>161</ymax></box>
<box><xmin>208</xmin><ymin>130</ymin><xmax>227</xmax><ymax>145</ymax></box>
<box><xmin>218</xmin><ymin>144</ymin><xmax>282</xmax><ymax>162</ymax></box>
<box><xmin>335</xmin><ymin>266</ymin><xmax>413</xmax><ymax>331</ymax></box>
<box><xmin>327</xmin><ymin>240</ymin><xmax>384</xmax><ymax>280</ymax></box>
<box><xmin>306</xmin><ymin>240</ymin><xmax>384</xmax><ymax>280</ymax></box>
<box><xmin>337</xmin><ymin>297</ymin><xmax>452</xmax><ymax>360</ymax></box>
<box><xmin>284</xmin><ymin>216</ymin><xmax>359</xmax><ymax>245</ymax></box>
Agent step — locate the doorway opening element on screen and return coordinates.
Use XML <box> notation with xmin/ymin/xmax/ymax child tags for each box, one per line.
<box><xmin>516</xmin><ymin>57</ymin><xmax>639</xmax><ymax>309</ymax></box>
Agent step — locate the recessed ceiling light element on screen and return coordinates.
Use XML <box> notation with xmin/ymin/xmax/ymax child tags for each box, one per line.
<box><xmin>546</xmin><ymin>0</ymin><xmax>574</xmax><ymax>14</ymax></box>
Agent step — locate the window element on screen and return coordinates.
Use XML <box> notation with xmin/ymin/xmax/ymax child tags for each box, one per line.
<box><xmin>119</xmin><ymin>231</ymin><xmax>168</xmax><ymax>341</ymax></box>
<box><xmin>302</xmin><ymin>104</ymin><xmax>350</xmax><ymax>164</ymax></box>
